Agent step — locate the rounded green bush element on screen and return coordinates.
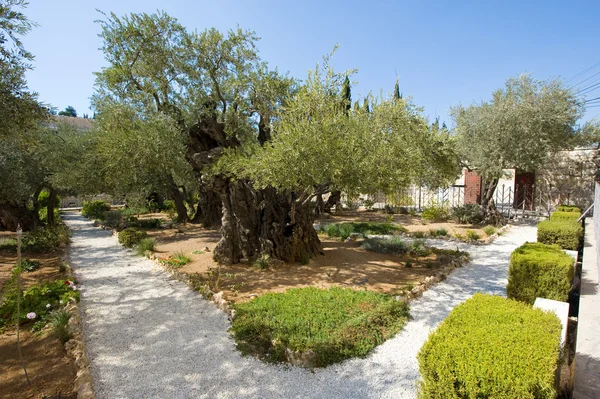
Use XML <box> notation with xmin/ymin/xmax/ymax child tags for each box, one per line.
<box><xmin>418</xmin><ymin>294</ymin><xmax>562</xmax><ymax>399</ymax></box>
<box><xmin>537</xmin><ymin>220</ymin><xmax>582</xmax><ymax>250</ymax></box>
<box><xmin>507</xmin><ymin>242</ymin><xmax>574</xmax><ymax>304</ymax></box>
<box><xmin>118</xmin><ymin>227</ymin><xmax>148</xmax><ymax>248</ymax></box>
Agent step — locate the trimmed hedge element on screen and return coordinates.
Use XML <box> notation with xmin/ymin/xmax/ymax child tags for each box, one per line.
<box><xmin>418</xmin><ymin>294</ymin><xmax>562</xmax><ymax>399</ymax></box>
<box><xmin>507</xmin><ymin>242</ymin><xmax>574</xmax><ymax>304</ymax></box>
<box><xmin>537</xmin><ymin>220</ymin><xmax>583</xmax><ymax>250</ymax></box>
<box><xmin>557</xmin><ymin>205</ymin><xmax>581</xmax><ymax>213</ymax></box>
<box><xmin>118</xmin><ymin>227</ymin><xmax>148</xmax><ymax>248</ymax></box>
<box><xmin>549</xmin><ymin>211</ymin><xmax>580</xmax><ymax>222</ymax></box>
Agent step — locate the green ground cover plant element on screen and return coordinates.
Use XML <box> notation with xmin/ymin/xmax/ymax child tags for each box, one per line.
<box><xmin>231</xmin><ymin>287</ymin><xmax>409</xmax><ymax>367</ymax></box>
<box><xmin>418</xmin><ymin>293</ymin><xmax>562</xmax><ymax>399</ymax></box>
<box><xmin>507</xmin><ymin>242</ymin><xmax>574</xmax><ymax>304</ymax></box>
<box><xmin>322</xmin><ymin>222</ymin><xmax>406</xmax><ymax>241</ymax></box>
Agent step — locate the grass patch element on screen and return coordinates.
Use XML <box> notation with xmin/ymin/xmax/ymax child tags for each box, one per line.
<box><xmin>482</xmin><ymin>225</ymin><xmax>497</xmax><ymax>236</ymax></box>
<box><xmin>253</xmin><ymin>253</ymin><xmax>271</xmax><ymax>269</ymax></box>
<box><xmin>16</xmin><ymin>259</ymin><xmax>41</xmax><ymax>273</ymax></box>
<box><xmin>134</xmin><ymin>238</ymin><xmax>156</xmax><ymax>256</ymax></box>
<box><xmin>465</xmin><ymin>230</ymin><xmax>480</xmax><ymax>241</ymax></box>
<box><xmin>0</xmin><ymin>237</ymin><xmax>17</xmax><ymax>251</ymax></box>
<box><xmin>231</xmin><ymin>287</ymin><xmax>409</xmax><ymax>367</ymax></box>
<box><xmin>48</xmin><ymin>308</ymin><xmax>71</xmax><ymax>344</ymax></box>
<box><xmin>192</xmin><ymin>250</ymin><xmax>205</xmax><ymax>254</ymax></box>
<box><xmin>429</xmin><ymin>228</ymin><xmax>448</xmax><ymax>237</ymax></box>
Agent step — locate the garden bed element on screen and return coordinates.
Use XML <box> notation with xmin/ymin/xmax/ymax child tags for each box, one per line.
<box><xmin>0</xmin><ymin>242</ymin><xmax>77</xmax><ymax>398</ymax></box>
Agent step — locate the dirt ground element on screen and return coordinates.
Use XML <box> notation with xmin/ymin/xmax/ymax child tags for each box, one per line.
<box><xmin>143</xmin><ymin>211</ymin><xmax>467</xmax><ymax>303</ymax></box>
<box><xmin>0</xmin><ymin>243</ymin><xmax>77</xmax><ymax>399</ymax></box>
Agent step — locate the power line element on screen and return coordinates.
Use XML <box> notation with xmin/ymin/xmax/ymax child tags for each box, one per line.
<box><xmin>570</xmin><ymin>70</ymin><xmax>600</xmax><ymax>89</ymax></box>
<box><xmin>584</xmin><ymin>96</ymin><xmax>600</xmax><ymax>103</ymax></box>
<box><xmin>566</xmin><ymin>61</ymin><xmax>600</xmax><ymax>84</ymax></box>
<box><xmin>576</xmin><ymin>81</ymin><xmax>600</xmax><ymax>96</ymax></box>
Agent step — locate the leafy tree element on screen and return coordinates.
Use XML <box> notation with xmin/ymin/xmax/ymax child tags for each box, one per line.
<box><xmin>58</xmin><ymin>105</ymin><xmax>77</xmax><ymax>117</ymax></box>
<box><xmin>94</xmin><ymin>11</ymin><xmax>458</xmax><ymax>264</ymax></box>
<box><xmin>0</xmin><ymin>0</ymin><xmax>49</xmax><ymax>230</ymax></box>
<box><xmin>452</xmin><ymin>74</ymin><xmax>584</xmax><ymax>222</ymax></box>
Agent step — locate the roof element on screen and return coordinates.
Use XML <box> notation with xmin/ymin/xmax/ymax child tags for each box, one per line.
<box><xmin>49</xmin><ymin>115</ymin><xmax>94</xmax><ymax>131</ymax></box>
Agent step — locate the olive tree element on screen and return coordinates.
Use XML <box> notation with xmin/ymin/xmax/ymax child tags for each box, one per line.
<box><xmin>452</xmin><ymin>74</ymin><xmax>584</xmax><ymax>222</ymax></box>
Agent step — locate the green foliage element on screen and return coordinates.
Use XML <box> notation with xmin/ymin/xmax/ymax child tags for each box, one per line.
<box><xmin>37</xmin><ymin>190</ymin><xmax>60</xmax><ymax>223</ymax></box>
<box><xmin>82</xmin><ymin>200</ymin><xmax>111</xmax><ymax>219</ymax></box>
<box><xmin>58</xmin><ymin>105</ymin><xmax>77</xmax><ymax>117</ymax></box>
<box><xmin>135</xmin><ymin>218</ymin><xmax>162</xmax><ymax>229</ymax></box>
<box><xmin>0</xmin><ymin>237</ymin><xmax>17</xmax><ymax>250</ymax></box>
<box><xmin>410</xmin><ymin>239</ymin><xmax>431</xmax><ymax>257</ymax></box>
<box><xmin>550</xmin><ymin>211</ymin><xmax>581</xmax><ymax>222</ymax></box>
<box><xmin>557</xmin><ymin>205</ymin><xmax>581</xmax><ymax>213</ymax></box>
<box><xmin>22</xmin><ymin>224</ymin><xmax>71</xmax><ymax>252</ymax></box>
<box><xmin>418</xmin><ymin>294</ymin><xmax>562</xmax><ymax>399</ymax></box>
<box><xmin>451</xmin><ymin>204</ymin><xmax>484</xmax><ymax>224</ymax></box>
<box><xmin>118</xmin><ymin>227</ymin><xmax>148</xmax><ymax>248</ymax></box>
<box><xmin>428</xmin><ymin>228</ymin><xmax>448</xmax><ymax>237</ymax></box>
<box><xmin>253</xmin><ymin>253</ymin><xmax>271</xmax><ymax>269</ymax></box>
<box><xmin>361</xmin><ymin>236</ymin><xmax>408</xmax><ymax>254</ymax></box>
<box><xmin>134</xmin><ymin>238</ymin><xmax>156</xmax><ymax>256</ymax></box>
<box><xmin>325</xmin><ymin>222</ymin><xmax>405</xmax><ymax>241</ymax></box>
<box><xmin>507</xmin><ymin>242</ymin><xmax>574</xmax><ymax>304</ymax></box>
<box><xmin>0</xmin><ymin>278</ymin><xmax>80</xmax><ymax>328</ymax></box>
<box><xmin>16</xmin><ymin>258</ymin><xmax>40</xmax><ymax>272</ymax></box>
<box><xmin>452</xmin><ymin>74</ymin><xmax>584</xmax><ymax>183</ymax></box>
<box><xmin>411</xmin><ymin>231</ymin><xmax>427</xmax><ymax>239</ymax></box>
<box><xmin>482</xmin><ymin>225</ymin><xmax>497</xmax><ymax>236</ymax></box>
<box><xmin>421</xmin><ymin>203</ymin><xmax>450</xmax><ymax>222</ymax></box>
<box><xmin>158</xmin><ymin>250</ymin><xmax>192</xmax><ymax>268</ymax></box>
<box><xmin>231</xmin><ymin>287</ymin><xmax>409</xmax><ymax>367</ymax></box>
<box><xmin>48</xmin><ymin>308</ymin><xmax>71</xmax><ymax>343</ymax></box>
<box><xmin>465</xmin><ymin>230</ymin><xmax>480</xmax><ymax>241</ymax></box>
<box><xmin>537</xmin><ymin>220</ymin><xmax>583</xmax><ymax>250</ymax></box>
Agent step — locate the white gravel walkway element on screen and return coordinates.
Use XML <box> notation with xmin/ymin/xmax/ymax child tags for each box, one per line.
<box><xmin>64</xmin><ymin>212</ymin><xmax>536</xmax><ymax>399</ymax></box>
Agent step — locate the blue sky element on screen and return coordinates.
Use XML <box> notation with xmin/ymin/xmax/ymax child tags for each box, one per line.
<box><xmin>22</xmin><ymin>0</ymin><xmax>600</xmax><ymax>125</ymax></box>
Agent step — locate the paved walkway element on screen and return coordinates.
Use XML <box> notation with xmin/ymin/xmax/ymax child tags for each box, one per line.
<box><xmin>574</xmin><ymin>217</ymin><xmax>600</xmax><ymax>399</ymax></box>
<box><xmin>64</xmin><ymin>212</ymin><xmax>536</xmax><ymax>399</ymax></box>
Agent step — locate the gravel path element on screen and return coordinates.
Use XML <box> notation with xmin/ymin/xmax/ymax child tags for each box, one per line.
<box><xmin>64</xmin><ymin>213</ymin><xmax>536</xmax><ymax>399</ymax></box>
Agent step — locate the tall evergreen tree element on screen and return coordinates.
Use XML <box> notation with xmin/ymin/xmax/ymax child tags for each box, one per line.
<box><xmin>394</xmin><ymin>79</ymin><xmax>401</xmax><ymax>100</ymax></box>
<box><xmin>341</xmin><ymin>75</ymin><xmax>351</xmax><ymax>114</ymax></box>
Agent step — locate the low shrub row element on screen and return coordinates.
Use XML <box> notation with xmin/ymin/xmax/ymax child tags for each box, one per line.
<box><xmin>418</xmin><ymin>294</ymin><xmax>562</xmax><ymax>399</ymax></box>
<box><xmin>507</xmin><ymin>242</ymin><xmax>574</xmax><ymax>304</ymax></box>
<box><xmin>557</xmin><ymin>205</ymin><xmax>581</xmax><ymax>213</ymax></box>
<box><xmin>231</xmin><ymin>287</ymin><xmax>409</xmax><ymax>367</ymax></box>
<box><xmin>82</xmin><ymin>200</ymin><xmax>111</xmax><ymax>219</ymax></box>
<box><xmin>537</xmin><ymin>219</ymin><xmax>583</xmax><ymax>250</ymax></box>
<box><xmin>22</xmin><ymin>224</ymin><xmax>71</xmax><ymax>253</ymax></box>
<box><xmin>549</xmin><ymin>211</ymin><xmax>580</xmax><ymax>222</ymax></box>
<box><xmin>118</xmin><ymin>228</ymin><xmax>148</xmax><ymax>248</ymax></box>
<box><xmin>321</xmin><ymin>222</ymin><xmax>406</xmax><ymax>241</ymax></box>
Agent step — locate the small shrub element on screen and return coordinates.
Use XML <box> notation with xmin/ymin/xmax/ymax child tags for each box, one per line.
<box><xmin>537</xmin><ymin>220</ymin><xmax>583</xmax><ymax>250</ymax></box>
<box><xmin>412</xmin><ymin>231</ymin><xmax>427</xmax><ymax>239</ymax></box>
<box><xmin>102</xmin><ymin>210</ymin><xmax>123</xmax><ymax>228</ymax></box>
<box><xmin>405</xmin><ymin>260</ymin><xmax>413</xmax><ymax>268</ymax></box>
<box><xmin>118</xmin><ymin>228</ymin><xmax>148</xmax><ymax>248</ymax></box>
<box><xmin>231</xmin><ymin>287</ymin><xmax>410</xmax><ymax>367</ymax></box>
<box><xmin>557</xmin><ymin>205</ymin><xmax>581</xmax><ymax>213</ymax></box>
<box><xmin>135</xmin><ymin>238</ymin><xmax>156</xmax><ymax>256</ymax></box>
<box><xmin>453</xmin><ymin>232</ymin><xmax>465</xmax><ymax>240</ymax></box>
<box><xmin>326</xmin><ymin>222</ymin><xmax>405</xmax><ymax>241</ymax></box>
<box><xmin>254</xmin><ymin>253</ymin><xmax>271</xmax><ymax>269</ymax></box>
<box><xmin>58</xmin><ymin>262</ymin><xmax>68</xmax><ymax>273</ymax></box>
<box><xmin>122</xmin><ymin>206</ymin><xmax>149</xmax><ymax>217</ymax></box>
<box><xmin>0</xmin><ymin>237</ymin><xmax>17</xmax><ymax>251</ymax></box>
<box><xmin>435</xmin><ymin>228</ymin><xmax>447</xmax><ymax>237</ymax></box>
<box><xmin>451</xmin><ymin>204</ymin><xmax>484</xmax><ymax>224</ymax></box>
<box><xmin>482</xmin><ymin>225</ymin><xmax>497</xmax><ymax>236</ymax></box>
<box><xmin>82</xmin><ymin>200</ymin><xmax>111</xmax><ymax>219</ymax></box>
<box><xmin>507</xmin><ymin>242</ymin><xmax>574</xmax><ymax>304</ymax></box>
<box><xmin>465</xmin><ymin>230</ymin><xmax>480</xmax><ymax>241</ymax></box>
<box><xmin>48</xmin><ymin>308</ymin><xmax>71</xmax><ymax>343</ymax></box>
<box><xmin>361</xmin><ymin>236</ymin><xmax>408</xmax><ymax>254</ymax></box>
<box><xmin>135</xmin><ymin>218</ymin><xmax>163</xmax><ymax>229</ymax></box>
<box><xmin>17</xmin><ymin>259</ymin><xmax>41</xmax><ymax>273</ymax></box>
<box><xmin>421</xmin><ymin>204</ymin><xmax>450</xmax><ymax>222</ymax></box>
<box><xmin>418</xmin><ymin>294</ymin><xmax>562</xmax><ymax>399</ymax></box>
<box><xmin>410</xmin><ymin>239</ymin><xmax>431</xmax><ymax>257</ymax></box>
<box><xmin>22</xmin><ymin>224</ymin><xmax>71</xmax><ymax>252</ymax></box>
<box><xmin>550</xmin><ymin>211</ymin><xmax>581</xmax><ymax>222</ymax></box>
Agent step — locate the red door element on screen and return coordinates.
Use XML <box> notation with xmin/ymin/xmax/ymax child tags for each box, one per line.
<box><xmin>514</xmin><ymin>171</ymin><xmax>535</xmax><ymax>210</ymax></box>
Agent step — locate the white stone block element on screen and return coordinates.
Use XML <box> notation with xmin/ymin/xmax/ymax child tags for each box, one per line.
<box><xmin>534</xmin><ymin>297</ymin><xmax>569</xmax><ymax>346</ymax></box>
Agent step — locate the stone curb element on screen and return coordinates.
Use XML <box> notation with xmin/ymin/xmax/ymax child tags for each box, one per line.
<box><xmin>63</xmin><ymin>240</ymin><xmax>95</xmax><ymax>399</ymax></box>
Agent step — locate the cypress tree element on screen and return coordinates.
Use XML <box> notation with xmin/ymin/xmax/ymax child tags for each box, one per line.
<box><xmin>341</xmin><ymin>76</ymin><xmax>351</xmax><ymax>114</ymax></box>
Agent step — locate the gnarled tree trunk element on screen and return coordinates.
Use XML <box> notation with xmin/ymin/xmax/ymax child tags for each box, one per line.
<box><xmin>168</xmin><ymin>181</ymin><xmax>190</xmax><ymax>223</ymax></box>
<box><xmin>213</xmin><ymin>178</ymin><xmax>321</xmax><ymax>264</ymax></box>
<box><xmin>324</xmin><ymin>191</ymin><xmax>342</xmax><ymax>214</ymax></box>
<box><xmin>481</xmin><ymin>178</ymin><xmax>505</xmax><ymax>226</ymax></box>
<box><xmin>46</xmin><ymin>189</ymin><xmax>57</xmax><ymax>226</ymax></box>
<box><xmin>191</xmin><ymin>182</ymin><xmax>222</xmax><ymax>227</ymax></box>
<box><xmin>0</xmin><ymin>202</ymin><xmax>39</xmax><ymax>231</ymax></box>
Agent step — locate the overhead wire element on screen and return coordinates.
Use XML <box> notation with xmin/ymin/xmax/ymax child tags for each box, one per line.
<box><xmin>565</xmin><ymin>61</ymin><xmax>600</xmax><ymax>84</ymax></box>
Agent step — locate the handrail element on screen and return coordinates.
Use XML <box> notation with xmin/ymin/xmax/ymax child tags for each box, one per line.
<box><xmin>578</xmin><ymin>202</ymin><xmax>594</xmax><ymax>222</ymax></box>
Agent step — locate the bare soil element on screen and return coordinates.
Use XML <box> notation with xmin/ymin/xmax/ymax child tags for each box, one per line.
<box><xmin>0</xmin><ymin>245</ymin><xmax>76</xmax><ymax>399</ymax></box>
<box><xmin>143</xmin><ymin>211</ymin><xmax>467</xmax><ymax>303</ymax></box>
